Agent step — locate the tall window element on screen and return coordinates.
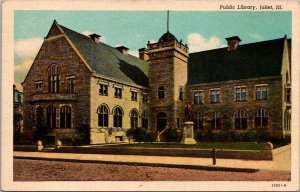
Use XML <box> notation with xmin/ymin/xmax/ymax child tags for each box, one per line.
<box><xmin>67</xmin><ymin>77</ymin><xmax>75</xmax><ymax>93</ymax></box>
<box><xmin>254</xmin><ymin>108</ymin><xmax>269</xmax><ymax>127</ymax></box>
<box><xmin>158</xmin><ymin>86</ymin><xmax>165</xmax><ymax>99</ymax></box>
<box><xmin>193</xmin><ymin>112</ymin><xmax>203</xmax><ymax>130</ymax></box>
<box><xmin>36</xmin><ymin>106</ymin><xmax>44</xmax><ymax>127</ymax></box>
<box><xmin>284</xmin><ymin>110</ymin><xmax>291</xmax><ymax>131</ymax></box>
<box><xmin>48</xmin><ymin>64</ymin><xmax>60</xmax><ymax>93</ymax></box>
<box><xmin>131</xmin><ymin>91</ymin><xmax>138</xmax><ymax>101</ymax></box>
<box><xmin>234</xmin><ymin>109</ymin><xmax>248</xmax><ymax>129</ymax></box>
<box><xmin>98</xmin><ymin>105</ymin><xmax>109</xmax><ymax>128</ymax></box>
<box><xmin>256</xmin><ymin>85</ymin><xmax>267</xmax><ymax>100</ymax></box>
<box><xmin>99</xmin><ymin>84</ymin><xmax>108</xmax><ymax>96</ymax></box>
<box><xmin>285</xmin><ymin>88</ymin><xmax>291</xmax><ymax>103</ymax></box>
<box><xmin>130</xmin><ymin>109</ymin><xmax>138</xmax><ymax>129</ymax></box>
<box><xmin>114</xmin><ymin>87</ymin><xmax>122</xmax><ymax>98</ymax></box>
<box><xmin>211</xmin><ymin>111</ymin><xmax>221</xmax><ymax>129</ymax></box>
<box><xmin>46</xmin><ymin>106</ymin><xmax>56</xmax><ymax>129</ymax></box>
<box><xmin>235</xmin><ymin>87</ymin><xmax>246</xmax><ymax>101</ymax></box>
<box><xmin>60</xmin><ymin>106</ymin><xmax>71</xmax><ymax>128</ymax></box>
<box><xmin>194</xmin><ymin>91</ymin><xmax>204</xmax><ymax>104</ymax></box>
<box><xmin>179</xmin><ymin>88</ymin><xmax>183</xmax><ymax>101</ymax></box>
<box><xmin>210</xmin><ymin>89</ymin><xmax>220</xmax><ymax>103</ymax></box>
<box><xmin>113</xmin><ymin>107</ymin><xmax>123</xmax><ymax>128</ymax></box>
<box><xmin>142</xmin><ymin>111</ymin><xmax>149</xmax><ymax>129</ymax></box>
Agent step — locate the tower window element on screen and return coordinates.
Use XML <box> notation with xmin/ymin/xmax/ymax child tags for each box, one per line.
<box><xmin>158</xmin><ymin>86</ymin><xmax>165</xmax><ymax>99</ymax></box>
<box><xmin>179</xmin><ymin>88</ymin><xmax>183</xmax><ymax>101</ymax></box>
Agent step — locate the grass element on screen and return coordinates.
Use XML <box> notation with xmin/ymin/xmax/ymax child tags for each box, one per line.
<box><xmin>101</xmin><ymin>142</ymin><xmax>269</xmax><ymax>150</ymax></box>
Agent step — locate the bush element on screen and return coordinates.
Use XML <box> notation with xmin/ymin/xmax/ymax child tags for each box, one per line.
<box><xmin>230</xmin><ymin>131</ymin><xmax>243</xmax><ymax>142</ymax></box>
<box><xmin>133</xmin><ymin>128</ymin><xmax>147</xmax><ymax>143</ymax></box>
<box><xmin>145</xmin><ymin>131</ymin><xmax>156</xmax><ymax>143</ymax></box>
<box><xmin>77</xmin><ymin>124</ymin><xmax>91</xmax><ymax>144</ymax></box>
<box><xmin>164</xmin><ymin>128</ymin><xmax>181</xmax><ymax>142</ymax></box>
<box><xmin>126</xmin><ymin>128</ymin><xmax>135</xmax><ymax>144</ymax></box>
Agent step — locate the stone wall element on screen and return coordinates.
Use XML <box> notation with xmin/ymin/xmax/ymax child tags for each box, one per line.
<box><xmin>89</xmin><ymin>76</ymin><xmax>149</xmax><ymax>144</ymax></box>
<box><xmin>188</xmin><ymin>77</ymin><xmax>284</xmax><ymax>137</ymax></box>
<box><xmin>22</xmin><ymin>24</ymin><xmax>91</xmax><ymax>142</ymax></box>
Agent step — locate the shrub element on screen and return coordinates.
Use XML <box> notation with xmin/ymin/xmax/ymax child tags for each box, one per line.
<box><xmin>230</xmin><ymin>131</ymin><xmax>243</xmax><ymax>142</ymax></box>
<box><xmin>77</xmin><ymin>124</ymin><xmax>91</xmax><ymax>144</ymax></box>
<box><xmin>164</xmin><ymin>128</ymin><xmax>181</xmax><ymax>142</ymax></box>
<box><xmin>133</xmin><ymin>128</ymin><xmax>147</xmax><ymax>143</ymax></box>
<box><xmin>126</xmin><ymin>128</ymin><xmax>135</xmax><ymax>144</ymax></box>
<box><xmin>195</xmin><ymin>130</ymin><xmax>203</xmax><ymax>142</ymax></box>
<box><xmin>145</xmin><ymin>131</ymin><xmax>156</xmax><ymax>143</ymax></box>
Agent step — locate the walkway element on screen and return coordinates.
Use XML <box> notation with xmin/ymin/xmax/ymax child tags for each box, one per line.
<box><xmin>14</xmin><ymin>144</ymin><xmax>291</xmax><ymax>173</ymax></box>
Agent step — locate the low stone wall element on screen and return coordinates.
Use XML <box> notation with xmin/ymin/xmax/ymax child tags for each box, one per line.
<box><xmin>56</xmin><ymin>146</ymin><xmax>273</xmax><ymax>160</ymax></box>
<box><xmin>14</xmin><ymin>145</ymin><xmax>37</xmax><ymax>152</ymax></box>
<box><xmin>13</xmin><ymin>145</ymin><xmax>273</xmax><ymax>160</ymax></box>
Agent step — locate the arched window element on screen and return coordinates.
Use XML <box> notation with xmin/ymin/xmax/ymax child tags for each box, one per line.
<box><xmin>46</xmin><ymin>106</ymin><xmax>56</xmax><ymax>128</ymax></box>
<box><xmin>36</xmin><ymin>106</ymin><xmax>44</xmax><ymax>127</ymax></box>
<box><xmin>113</xmin><ymin>107</ymin><xmax>123</xmax><ymax>128</ymax></box>
<box><xmin>48</xmin><ymin>64</ymin><xmax>60</xmax><ymax>93</ymax></box>
<box><xmin>254</xmin><ymin>108</ymin><xmax>269</xmax><ymax>127</ymax></box>
<box><xmin>286</xmin><ymin>71</ymin><xmax>289</xmax><ymax>84</ymax></box>
<box><xmin>130</xmin><ymin>109</ymin><xmax>138</xmax><ymax>129</ymax></box>
<box><xmin>158</xmin><ymin>86</ymin><xmax>165</xmax><ymax>99</ymax></box>
<box><xmin>234</xmin><ymin>109</ymin><xmax>248</xmax><ymax>130</ymax></box>
<box><xmin>284</xmin><ymin>110</ymin><xmax>291</xmax><ymax>131</ymax></box>
<box><xmin>60</xmin><ymin>106</ymin><xmax>71</xmax><ymax>128</ymax></box>
<box><xmin>211</xmin><ymin>111</ymin><xmax>221</xmax><ymax>130</ymax></box>
<box><xmin>98</xmin><ymin>105</ymin><xmax>109</xmax><ymax>128</ymax></box>
<box><xmin>142</xmin><ymin>110</ymin><xmax>149</xmax><ymax>129</ymax></box>
<box><xmin>157</xmin><ymin>112</ymin><xmax>167</xmax><ymax>132</ymax></box>
<box><xmin>193</xmin><ymin>112</ymin><xmax>203</xmax><ymax>130</ymax></box>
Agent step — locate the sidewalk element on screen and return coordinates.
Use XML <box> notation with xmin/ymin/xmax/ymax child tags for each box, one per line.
<box><xmin>14</xmin><ymin>144</ymin><xmax>291</xmax><ymax>173</ymax></box>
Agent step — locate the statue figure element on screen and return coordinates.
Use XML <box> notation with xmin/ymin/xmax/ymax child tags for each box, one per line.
<box><xmin>184</xmin><ymin>101</ymin><xmax>192</xmax><ymax>121</ymax></box>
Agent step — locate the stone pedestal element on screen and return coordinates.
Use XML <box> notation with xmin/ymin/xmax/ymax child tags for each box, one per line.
<box><xmin>181</xmin><ymin>121</ymin><xmax>197</xmax><ymax>144</ymax></box>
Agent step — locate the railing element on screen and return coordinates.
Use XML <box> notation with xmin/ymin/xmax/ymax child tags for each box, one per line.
<box><xmin>31</xmin><ymin>92</ymin><xmax>78</xmax><ymax>102</ymax></box>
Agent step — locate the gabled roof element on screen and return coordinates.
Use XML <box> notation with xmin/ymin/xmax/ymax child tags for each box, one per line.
<box><xmin>59</xmin><ymin>24</ymin><xmax>149</xmax><ymax>87</ymax></box>
<box><xmin>188</xmin><ymin>37</ymin><xmax>287</xmax><ymax>85</ymax></box>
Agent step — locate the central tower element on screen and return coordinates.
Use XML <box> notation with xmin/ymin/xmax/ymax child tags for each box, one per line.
<box><xmin>139</xmin><ymin>16</ymin><xmax>189</xmax><ymax>131</ymax></box>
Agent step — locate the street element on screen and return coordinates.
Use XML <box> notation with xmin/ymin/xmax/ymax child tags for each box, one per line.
<box><xmin>14</xmin><ymin>159</ymin><xmax>290</xmax><ymax>181</ymax></box>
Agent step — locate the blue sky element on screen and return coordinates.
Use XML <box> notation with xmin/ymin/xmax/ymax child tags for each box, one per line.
<box><xmin>14</xmin><ymin>11</ymin><xmax>291</xmax><ymax>90</ymax></box>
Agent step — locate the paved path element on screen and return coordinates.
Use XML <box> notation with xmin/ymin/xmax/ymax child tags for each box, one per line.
<box><xmin>14</xmin><ymin>144</ymin><xmax>291</xmax><ymax>172</ymax></box>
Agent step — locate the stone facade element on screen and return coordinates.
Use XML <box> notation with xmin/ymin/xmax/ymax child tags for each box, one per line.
<box><xmin>145</xmin><ymin>35</ymin><xmax>188</xmax><ymax>131</ymax></box>
<box><xmin>22</xmin><ymin>23</ymin><xmax>91</xmax><ymax>142</ymax></box>
<box><xmin>22</xmin><ymin>21</ymin><xmax>291</xmax><ymax>145</ymax></box>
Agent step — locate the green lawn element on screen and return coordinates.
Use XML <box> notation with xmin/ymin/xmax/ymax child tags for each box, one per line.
<box><xmin>101</xmin><ymin>142</ymin><xmax>269</xmax><ymax>150</ymax></box>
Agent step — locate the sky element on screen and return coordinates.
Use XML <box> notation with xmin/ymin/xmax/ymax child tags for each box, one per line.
<box><xmin>14</xmin><ymin>11</ymin><xmax>291</xmax><ymax>91</ymax></box>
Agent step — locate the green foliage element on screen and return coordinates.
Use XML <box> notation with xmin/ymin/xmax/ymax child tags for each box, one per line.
<box><xmin>33</xmin><ymin>123</ymin><xmax>51</xmax><ymax>142</ymax></box>
<box><xmin>77</xmin><ymin>124</ymin><xmax>91</xmax><ymax>145</ymax></box>
<box><xmin>144</xmin><ymin>131</ymin><xmax>156</xmax><ymax>143</ymax></box>
<box><xmin>126</xmin><ymin>128</ymin><xmax>135</xmax><ymax>144</ymax></box>
<box><xmin>13</xmin><ymin>112</ymin><xmax>23</xmax><ymax>144</ymax></box>
<box><xmin>164</xmin><ymin>128</ymin><xmax>181</xmax><ymax>142</ymax></box>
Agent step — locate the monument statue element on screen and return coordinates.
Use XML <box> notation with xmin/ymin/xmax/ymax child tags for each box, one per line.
<box><xmin>184</xmin><ymin>101</ymin><xmax>192</xmax><ymax>121</ymax></box>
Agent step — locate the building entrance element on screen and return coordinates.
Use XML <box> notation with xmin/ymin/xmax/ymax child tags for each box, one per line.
<box><xmin>157</xmin><ymin>112</ymin><xmax>167</xmax><ymax>132</ymax></box>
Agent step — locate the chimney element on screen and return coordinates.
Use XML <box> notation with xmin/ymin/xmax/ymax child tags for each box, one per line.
<box><xmin>89</xmin><ymin>33</ymin><xmax>101</xmax><ymax>43</ymax></box>
<box><xmin>138</xmin><ymin>48</ymin><xmax>148</xmax><ymax>60</ymax></box>
<box><xmin>225</xmin><ymin>36</ymin><xmax>241</xmax><ymax>51</ymax></box>
<box><xmin>116</xmin><ymin>46</ymin><xmax>129</xmax><ymax>55</ymax></box>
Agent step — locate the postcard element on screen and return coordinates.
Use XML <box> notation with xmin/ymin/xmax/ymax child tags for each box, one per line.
<box><xmin>2</xmin><ymin>0</ymin><xmax>300</xmax><ymax>191</ymax></box>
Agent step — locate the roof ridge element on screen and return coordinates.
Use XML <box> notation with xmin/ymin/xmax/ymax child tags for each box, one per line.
<box><xmin>190</xmin><ymin>37</ymin><xmax>285</xmax><ymax>55</ymax></box>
